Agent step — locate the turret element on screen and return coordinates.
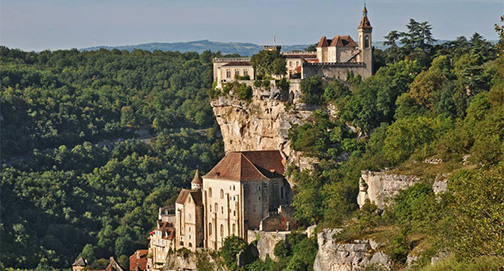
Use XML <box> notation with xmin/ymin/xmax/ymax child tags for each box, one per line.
<box><xmin>191</xmin><ymin>169</ymin><xmax>202</xmax><ymax>190</ymax></box>
<box><xmin>358</xmin><ymin>4</ymin><xmax>373</xmax><ymax>77</ymax></box>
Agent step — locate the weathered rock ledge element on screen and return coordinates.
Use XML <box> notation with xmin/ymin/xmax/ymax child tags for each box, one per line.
<box><xmin>314</xmin><ymin>229</ymin><xmax>391</xmax><ymax>271</ymax></box>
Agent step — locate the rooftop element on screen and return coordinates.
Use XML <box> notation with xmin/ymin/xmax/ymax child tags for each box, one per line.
<box><xmin>203</xmin><ymin>150</ymin><xmax>285</xmax><ymax>181</ymax></box>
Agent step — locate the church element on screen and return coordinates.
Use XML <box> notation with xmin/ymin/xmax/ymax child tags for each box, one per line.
<box><xmin>213</xmin><ymin>5</ymin><xmax>373</xmax><ymax>89</ymax></box>
<box><xmin>162</xmin><ymin>150</ymin><xmax>293</xmax><ymax>252</ymax></box>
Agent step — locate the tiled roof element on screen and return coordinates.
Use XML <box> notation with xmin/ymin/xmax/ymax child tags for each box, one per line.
<box><xmin>105</xmin><ymin>257</ymin><xmax>123</xmax><ymax>271</ymax></box>
<box><xmin>176</xmin><ymin>189</ymin><xmax>202</xmax><ymax>206</ymax></box>
<box><xmin>222</xmin><ymin>62</ymin><xmax>252</xmax><ymax>67</ymax></box>
<box><xmin>191</xmin><ymin>170</ymin><xmax>203</xmax><ymax>184</ymax></box>
<box><xmin>285</xmin><ymin>54</ymin><xmax>317</xmax><ymax>59</ymax></box>
<box><xmin>203</xmin><ymin>150</ymin><xmax>285</xmax><ymax>181</ymax></box>
<box><xmin>318</xmin><ymin>35</ymin><xmax>358</xmax><ymax>48</ymax></box>
<box><xmin>359</xmin><ymin>16</ymin><xmax>372</xmax><ymax>30</ymax></box>
<box><xmin>157</xmin><ymin>222</ymin><xmax>176</xmax><ymax>240</ymax></box>
<box><xmin>129</xmin><ymin>250</ymin><xmax>148</xmax><ymax>271</ymax></box>
<box><xmin>317</xmin><ymin>36</ymin><xmax>329</xmax><ymax>47</ymax></box>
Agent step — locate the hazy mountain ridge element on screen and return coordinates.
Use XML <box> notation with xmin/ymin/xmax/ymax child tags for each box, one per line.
<box><xmin>81</xmin><ymin>39</ymin><xmax>392</xmax><ymax>55</ymax></box>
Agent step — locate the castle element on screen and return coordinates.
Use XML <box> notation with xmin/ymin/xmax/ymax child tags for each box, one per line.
<box><xmin>213</xmin><ymin>5</ymin><xmax>373</xmax><ymax>89</ymax></box>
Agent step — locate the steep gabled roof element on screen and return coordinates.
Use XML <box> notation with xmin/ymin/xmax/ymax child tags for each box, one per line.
<box><xmin>203</xmin><ymin>150</ymin><xmax>285</xmax><ymax>181</ymax></box>
<box><xmin>329</xmin><ymin>35</ymin><xmax>358</xmax><ymax>47</ymax></box>
<box><xmin>176</xmin><ymin>189</ymin><xmax>202</xmax><ymax>206</ymax></box>
<box><xmin>105</xmin><ymin>257</ymin><xmax>123</xmax><ymax>271</ymax></box>
<box><xmin>129</xmin><ymin>250</ymin><xmax>148</xmax><ymax>271</ymax></box>
<box><xmin>317</xmin><ymin>36</ymin><xmax>329</xmax><ymax>47</ymax></box>
<box><xmin>191</xmin><ymin>170</ymin><xmax>203</xmax><ymax>185</ymax></box>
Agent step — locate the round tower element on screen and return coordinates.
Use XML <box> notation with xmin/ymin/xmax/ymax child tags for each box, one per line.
<box><xmin>191</xmin><ymin>169</ymin><xmax>203</xmax><ymax>190</ymax></box>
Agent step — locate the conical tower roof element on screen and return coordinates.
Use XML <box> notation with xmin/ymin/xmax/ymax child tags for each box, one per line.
<box><xmin>191</xmin><ymin>169</ymin><xmax>203</xmax><ymax>185</ymax></box>
<box><xmin>358</xmin><ymin>4</ymin><xmax>373</xmax><ymax>30</ymax></box>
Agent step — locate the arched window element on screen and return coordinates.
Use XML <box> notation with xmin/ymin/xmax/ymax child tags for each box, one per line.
<box><xmin>221</xmin><ymin>206</ymin><xmax>224</xmax><ymax>214</ymax></box>
<box><xmin>215</xmin><ymin>203</ymin><xmax>218</xmax><ymax>213</ymax></box>
<box><xmin>189</xmin><ymin>242</ymin><xmax>193</xmax><ymax>248</ymax></box>
<box><xmin>364</xmin><ymin>36</ymin><xmax>370</xmax><ymax>48</ymax></box>
<box><xmin>232</xmin><ymin>223</ymin><xmax>236</xmax><ymax>235</ymax></box>
<box><xmin>220</xmin><ymin>224</ymin><xmax>224</xmax><ymax>237</ymax></box>
<box><xmin>209</xmin><ymin>223</ymin><xmax>212</xmax><ymax>235</ymax></box>
<box><xmin>220</xmin><ymin>189</ymin><xmax>224</xmax><ymax>199</ymax></box>
<box><xmin>209</xmin><ymin>188</ymin><xmax>212</xmax><ymax>197</ymax></box>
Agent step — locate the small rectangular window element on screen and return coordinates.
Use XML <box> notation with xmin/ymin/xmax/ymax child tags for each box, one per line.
<box><xmin>226</xmin><ymin>69</ymin><xmax>231</xmax><ymax>78</ymax></box>
<box><xmin>243</xmin><ymin>70</ymin><xmax>248</xmax><ymax>76</ymax></box>
<box><xmin>235</xmin><ymin>69</ymin><xmax>240</xmax><ymax>76</ymax></box>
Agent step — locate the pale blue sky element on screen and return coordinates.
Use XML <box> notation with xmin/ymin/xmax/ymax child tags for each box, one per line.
<box><xmin>1</xmin><ymin>0</ymin><xmax>502</xmax><ymax>51</ymax></box>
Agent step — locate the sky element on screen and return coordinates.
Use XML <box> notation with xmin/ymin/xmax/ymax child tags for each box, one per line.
<box><xmin>1</xmin><ymin>0</ymin><xmax>503</xmax><ymax>51</ymax></box>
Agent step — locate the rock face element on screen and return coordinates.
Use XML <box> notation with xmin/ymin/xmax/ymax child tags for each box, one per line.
<box><xmin>247</xmin><ymin>230</ymin><xmax>290</xmax><ymax>261</ymax></box>
<box><xmin>166</xmin><ymin>253</ymin><xmax>198</xmax><ymax>271</ymax></box>
<box><xmin>313</xmin><ymin>229</ymin><xmax>391</xmax><ymax>271</ymax></box>
<box><xmin>210</xmin><ymin>81</ymin><xmax>318</xmax><ymax>170</ymax></box>
<box><xmin>357</xmin><ymin>170</ymin><xmax>421</xmax><ymax>210</ymax></box>
<box><xmin>357</xmin><ymin>170</ymin><xmax>449</xmax><ymax>209</ymax></box>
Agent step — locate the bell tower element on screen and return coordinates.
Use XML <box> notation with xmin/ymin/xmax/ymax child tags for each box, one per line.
<box><xmin>358</xmin><ymin>4</ymin><xmax>373</xmax><ymax>77</ymax></box>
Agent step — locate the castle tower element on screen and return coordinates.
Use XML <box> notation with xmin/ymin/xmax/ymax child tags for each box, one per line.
<box><xmin>358</xmin><ymin>4</ymin><xmax>373</xmax><ymax>77</ymax></box>
<box><xmin>191</xmin><ymin>169</ymin><xmax>203</xmax><ymax>190</ymax></box>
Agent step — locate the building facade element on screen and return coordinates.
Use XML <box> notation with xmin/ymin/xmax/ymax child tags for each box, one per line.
<box><xmin>212</xmin><ymin>5</ymin><xmax>373</xmax><ymax>88</ymax></box>
<box><xmin>147</xmin><ymin>221</ymin><xmax>175</xmax><ymax>270</ymax></box>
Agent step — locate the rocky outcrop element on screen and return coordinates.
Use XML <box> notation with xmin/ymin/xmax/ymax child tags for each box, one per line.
<box><xmin>247</xmin><ymin>230</ymin><xmax>290</xmax><ymax>261</ymax></box>
<box><xmin>166</xmin><ymin>253</ymin><xmax>198</xmax><ymax>271</ymax></box>
<box><xmin>313</xmin><ymin>229</ymin><xmax>391</xmax><ymax>271</ymax></box>
<box><xmin>210</xmin><ymin>81</ymin><xmax>318</xmax><ymax>170</ymax></box>
<box><xmin>357</xmin><ymin>170</ymin><xmax>421</xmax><ymax>209</ymax></box>
<box><xmin>357</xmin><ymin>170</ymin><xmax>449</xmax><ymax>209</ymax></box>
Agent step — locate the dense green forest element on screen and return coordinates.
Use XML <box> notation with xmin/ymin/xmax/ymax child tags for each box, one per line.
<box><xmin>283</xmin><ymin>19</ymin><xmax>504</xmax><ymax>269</ymax></box>
<box><xmin>0</xmin><ymin>48</ymin><xmax>224</xmax><ymax>269</ymax></box>
<box><xmin>1</xmin><ymin>17</ymin><xmax>503</xmax><ymax>271</ymax></box>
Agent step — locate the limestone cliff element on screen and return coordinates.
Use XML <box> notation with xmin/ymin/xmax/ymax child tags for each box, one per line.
<box><xmin>210</xmin><ymin>80</ymin><xmax>317</xmax><ymax>169</ymax></box>
<box><xmin>357</xmin><ymin>170</ymin><xmax>448</xmax><ymax>210</ymax></box>
<box><xmin>313</xmin><ymin>229</ymin><xmax>391</xmax><ymax>271</ymax></box>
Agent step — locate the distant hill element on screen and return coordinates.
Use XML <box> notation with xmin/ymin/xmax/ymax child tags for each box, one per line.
<box><xmin>81</xmin><ymin>40</ymin><xmax>312</xmax><ymax>56</ymax></box>
<box><xmin>82</xmin><ymin>40</ymin><xmax>485</xmax><ymax>56</ymax></box>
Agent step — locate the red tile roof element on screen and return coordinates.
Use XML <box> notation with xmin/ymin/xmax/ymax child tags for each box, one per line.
<box><xmin>176</xmin><ymin>189</ymin><xmax>203</xmax><ymax>206</ymax></box>
<box><xmin>318</xmin><ymin>35</ymin><xmax>358</xmax><ymax>48</ymax></box>
<box><xmin>129</xmin><ymin>250</ymin><xmax>148</xmax><ymax>271</ymax></box>
<box><xmin>157</xmin><ymin>222</ymin><xmax>176</xmax><ymax>240</ymax></box>
<box><xmin>203</xmin><ymin>150</ymin><xmax>285</xmax><ymax>181</ymax></box>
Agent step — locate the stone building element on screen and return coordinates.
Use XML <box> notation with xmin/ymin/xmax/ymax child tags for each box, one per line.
<box><xmin>213</xmin><ymin>5</ymin><xmax>373</xmax><ymax>88</ymax></box>
<box><xmin>147</xmin><ymin>221</ymin><xmax>175</xmax><ymax>270</ymax></box>
<box><xmin>202</xmin><ymin>150</ymin><xmax>292</xmax><ymax>250</ymax></box>
<box><xmin>174</xmin><ymin>170</ymin><xmax>204</xmax><ymax>251</ymax></box>
<box><xmin>72</xmin><ymin>257</ymin><xmax>87</xmax><ymax>271</ymax></box>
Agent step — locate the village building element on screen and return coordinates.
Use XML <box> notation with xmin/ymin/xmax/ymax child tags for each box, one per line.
<box><xmin>72</xmin><ymin>257</ymin><xmax>87</xmax><ymax>271</ymax></box>
<box><xmin>147</xmin><ymin>221</ymin><xmax>175</xmax><ymax>270</ymax></box>
<box><xmin>129</xmin><ymin>250</ymin><xmax>148</xmax><ymax>271</ymax></box>
<box><xmin>213</xmin><ymin>5</ymin><xmax>373</xmax><ymax>88</ymax></box>
<box><xmin>174</xmin><ymin>170</ymin><xmax>204</xmax><ymax>251</ymax></box>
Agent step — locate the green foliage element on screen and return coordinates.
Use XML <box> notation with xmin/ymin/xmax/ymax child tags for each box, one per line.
<box><xmin>250</xmin><ymin>50</ymin><xmax>287</xmax><ymax>77</ymax></box>
<box><xmin>220</xmin><ymin>236</ymin><xmax>248</xmax><ymax>270</ymax></box>
<box><xmin>300</xmin><ymin>76</ymin><xmax>325</xmax><ymax>104</ymax></box>
<box><xmin>420</xmin><ymin>255</ymin><xmax>504</xmax><ymax>271</ymax></box>
<box><xmin>0</xmin><ymin>47</ymin><xmax>217</xmax><ymax>158</ymax></box>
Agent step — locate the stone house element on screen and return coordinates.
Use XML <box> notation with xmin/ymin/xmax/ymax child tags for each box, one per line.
<box><xmin>147</xmin><ymin>221</ymin><xmax>175</xmax><ymax>270</ymax></box>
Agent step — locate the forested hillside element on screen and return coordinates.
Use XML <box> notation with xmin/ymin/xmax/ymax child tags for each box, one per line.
<box><xmin>282</xmin><ymin>19</ymin><xmax>504</xmax><ymax>270</ymax></box>
<box><xmin>0</xmin><ymin>48</ymin><xmax>224</xmax><ymax>269</ymax></box>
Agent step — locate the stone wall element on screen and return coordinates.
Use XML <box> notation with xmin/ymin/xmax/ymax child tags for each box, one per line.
<box><xmin>313</xmin><ymin>229</ymin><xmax>391</xmax><ymax>271</ymax></box>
<box><xmin>302</xmin><ymin>64</ymin><xmax>369</xmax><ymax>81</ymax></box>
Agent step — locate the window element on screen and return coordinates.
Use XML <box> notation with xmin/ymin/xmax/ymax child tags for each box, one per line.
<box><xmin>220</xmin><ymin>224</ymin><xmax>224</xmax><ymax>237</ymax></box>
<box><xmin>215</xmin><ymin>203</ymin><xmax>218</xmax><ymax>213</ymax></box>
<box><xmin>220</xmin><ymin>189</ymin><xmax>224</xmax><ymax>199</ymax></box>
<box><xmin>209</xmin><ymin>204</ymin><xmax>212</xmax><ymax>212</ymax></box>
<box><xmin>209</xmin><ymin>188</ymin><xmax>212</xmax><ymax>198</ymax></box>
<box><xmin>233</xmin><ymin>185</ymin><xmax>235</xmax><ymax>191</ymax></box>
<box><xmin>209</xmin><ymin>223</ymin><xmax>212</xmax><ymax>235</ymax></box>
<box><xmin>233</xmin><ymin>210</ymin><xmax>236</xmax><ymax>216</ymax></box>
<box><xmin>189</xmin><ymin>242</ymin><xmax>192</xmax><ymax>248</ymax></box>
<box><xmin>289</xmin><ymin>61</ymin><xmax>292</xmax><ymax>67</ymax></box>
<box><xmin>364</xmin><ymin>36</ymin><xmax>369</xmax><ymax>48</ymax></box>
<box><xmin>188</xmin><ymin>214</ymin><xmax>191</xmax><ymax>220</ymax></box>
<box><xmin>189</xmin><ymin>227</ymin><xmax>191</xmax><ymax>232</ymax></box>
<box><xmin>235</xmin><ymin>69</ymin><xmax>240</xmax><ymax>76</ymax></box>
<box><xmin>226</xmin><ymin>69</ymin><xmax>231</xmax><ymax>78</ymax></box>
<box><xmin>243</xmin><ymin>69</ymin><xmax>248</xmax><ymax>76</ymax></box>
<box><xmin>232</xmin><ymin>223</ymin><xmax>236</xmax><ymax>235</ymax></box>
<box><xmin>221</xmin><ymin>206</ymin><xmax>224</xmax><ymax>214</ymax></box>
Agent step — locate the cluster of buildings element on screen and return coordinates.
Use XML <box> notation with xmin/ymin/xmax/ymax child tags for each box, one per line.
<box><xmin>213</xmin><ymin>5</ymin><xmax>373</xmax><ymax>89</ymax></box>
<box><xmin>72</xmin><ymin>5</ymin><xmax>373</xmax><ymax>271</ymax></box>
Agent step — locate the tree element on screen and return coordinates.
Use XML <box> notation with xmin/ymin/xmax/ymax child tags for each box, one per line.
<box><xmin>220</xmin><ymin>236</ymin><xmax>248</xmax><ymax>270</ymax></box>
<box><xmin>250</xmin><ymin>50</ymin><xmax>286</xmax><ymax>77</ymax></box>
